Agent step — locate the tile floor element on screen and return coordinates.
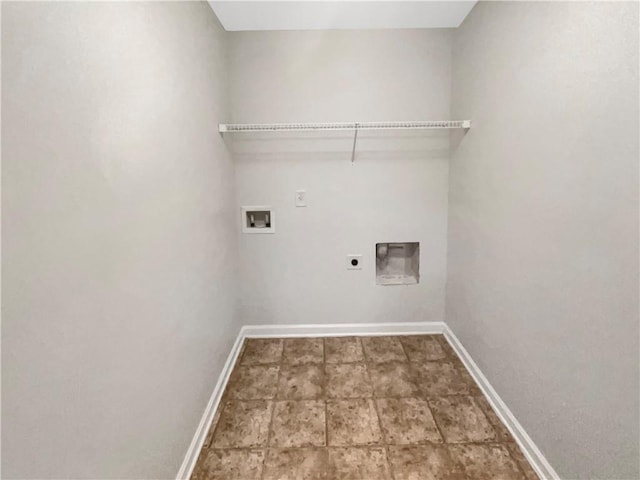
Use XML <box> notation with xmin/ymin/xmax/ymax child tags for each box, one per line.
<box><xmin>191</xmin><ymin>335</ymin><xmax>539</xmax><ymax>480</ymax></box>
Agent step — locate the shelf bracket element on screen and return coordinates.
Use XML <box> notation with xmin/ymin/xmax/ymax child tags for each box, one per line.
<box><xmin>351</xmin><ymin>123</ymin><xmax>359</xmax><ymax>163</ymax></box>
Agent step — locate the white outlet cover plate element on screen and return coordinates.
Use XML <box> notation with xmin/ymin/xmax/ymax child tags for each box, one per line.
<box><xmin>295</xmin><ymin>190</ymin><xmax>307</xmax><ymax>207</ymax></box>
<box><xmin>347</xmin><ymin>254</ymin><xmax>362</xmax><ymax>270</ymax></box>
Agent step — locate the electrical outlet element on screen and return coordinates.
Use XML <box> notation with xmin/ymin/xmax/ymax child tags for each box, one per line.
<box><xmin>295</xmin><ymin>190</ymin><xmax>307</xmax><ymax>207</ymax></box>
<box><xmin>347</xmin><ymin>254</ymin><xmax>362</xmax><ymax>270</ymax></box>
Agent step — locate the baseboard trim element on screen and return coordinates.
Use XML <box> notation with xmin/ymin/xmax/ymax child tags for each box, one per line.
<box><xmin>175</xmin><ymin>330</ymin><xmax>246</xmax><ymax>480</ymax></box>
<box><xmin>177</xmin><ymin>321</ymin><xmax>559</xmax><ymax>480</ymax></box>
<box><xmin>241</xmin><ymin>321</ymin><xmax>446</xmax><ymax>338</ymax></box>
<box><xmin>443</xmin><ymin>325</ymin><xmax>560</xmax><ymax>480</ymax></box>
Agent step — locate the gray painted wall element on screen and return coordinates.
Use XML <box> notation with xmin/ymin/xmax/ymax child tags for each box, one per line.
<box><xmin>447</xmin><ymin>2</ymin><xmax>639</xmax><ymax>479</ymax></box>
<box><xmin>230</xmin><ymin>29</ymin><xmax>452</xmax><ymax>326</ymax></box>
<box><xmin>1</xmin><ymin>2</ymin><xmax>238</xmax><ymax>478</ymax></box>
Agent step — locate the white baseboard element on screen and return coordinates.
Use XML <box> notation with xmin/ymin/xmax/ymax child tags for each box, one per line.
<box><xmin>241</xmin><ymin>321</ymin><xmax>446</xmax><ymax>338</ymax></box>
<box><xmin>175</xmin><ymin>330</ymin><xmax>246</xmax><ymax>480</ymax></box>
<box><xmin>443</xmin><ymin>325</ymin><xmax>560</xmax><ymax>480</ymax></box>
<box><xmin>177</xmin><ymin>321</ymin><xmax>559</xmax><ymax>480</ymax></box>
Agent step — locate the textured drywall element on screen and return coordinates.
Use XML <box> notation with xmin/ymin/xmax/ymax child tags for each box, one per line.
<box><xmin>447</xmin><ymin>2</ymin><xmax>639</xmax><ymax>478</ymax></box>
<box><xmin>230</xmin><ymin>29</ymin><xmax>452</xmax><ymax>326</ymax></box>
<box><xmin>1</xmin><ymin>2</ymin><xmax>238</xmax><ymax>478</ymax></box>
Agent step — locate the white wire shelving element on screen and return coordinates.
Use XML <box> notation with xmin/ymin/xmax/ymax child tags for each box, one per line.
<box><xmin>219</xmin><ymin>120</ymin><xmax>471</xmax><ymax>133</ymax></box>
<box><xmin>219</xmin><ymin>120</ymin><xmax>471</xmax><ymax>162</ymax></box>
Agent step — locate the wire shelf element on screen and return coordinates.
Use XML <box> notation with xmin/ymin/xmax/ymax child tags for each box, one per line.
<box><xmin>219</xmin><ymin>120</ymin><xmax>471</xmax><ymax>133</ymax></box>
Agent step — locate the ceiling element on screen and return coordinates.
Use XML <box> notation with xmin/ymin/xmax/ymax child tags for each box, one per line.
<box><xmin>208</xmin><ymin>1</ymin><xmax>477</xmax><ymax>31</ymax></box>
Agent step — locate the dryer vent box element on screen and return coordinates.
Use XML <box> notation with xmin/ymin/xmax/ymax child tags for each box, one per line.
<box><xmin>242</xmin><ymin>206</ymin><xmax>275</xmax><ymax>234</ymax></box>
<box><xmin>376</xmin><ymin>242</ymin><xmax>419</xmax><ymax>285</ymax></box>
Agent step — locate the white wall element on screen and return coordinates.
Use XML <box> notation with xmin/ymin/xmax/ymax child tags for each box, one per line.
<box><xmin>230</xmin><ymin>29</ymin><xmax>452</xmax><ymax>326</ymax></box>
<box><xmin>447</xmin><ymin>2</ymin><xmax>639</xmax><ymax>479</ymax></box>
<box><xmin>1</xmin><ymin>2</ymin><xmax>238</xmax><ymax>478</ymax></box>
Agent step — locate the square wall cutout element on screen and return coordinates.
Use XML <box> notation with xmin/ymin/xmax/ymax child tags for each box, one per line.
<box><xmin>242</xmin><ymin>206</ymin><xmax>275</xmax><ymax>234</ymax></box>
<box><xmin>375</xmin><ymin>242</ymin><xmax>419</xmax><ymax>285</ymax></box>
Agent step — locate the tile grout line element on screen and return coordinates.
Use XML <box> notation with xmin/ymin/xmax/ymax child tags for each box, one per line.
<box><xmin>322</xmin><ymin>337</ymin><xmax>328</xmax><ymax>451</ymax></box>
<box><xmin>396</xmin><ymin>335</ymin><xmax>410</xmax><ymax>363</ymax></box>
<box><xmin>427</xmin><ymin>336</ymin><xmax>482</xmax><ymax>445</ymax></box>
<box><xmin>403</xmin><ymin>337</ymin><xmax>454</xmax><ymax>463</ymax></box>
<box><xmin>363</xmin><ymin>336</ymin><xmax>398</xmax><ymax>480</ymax></box>
<box><xmin>208</xmin><ymin>439</ymin><xmax>538</xmax><ymax>452</ymax></box>
<box><xmin>422</xmin><ymin>393</ymin><xmax>448</xmax><ymax>446</ymax></box>
<box><xmin>258</xmin><ymin>339</ymin><xmax>285</xmax><ymax>480</ymax></box>
<box><xmin>396</xmin><ymin>336</ymin><xmax>449</xmax><ymax>448</ymax></box>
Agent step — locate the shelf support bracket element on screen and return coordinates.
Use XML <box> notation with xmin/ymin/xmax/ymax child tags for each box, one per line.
<box><xmin>351</xmin><ymin>123</ymin><xmax>359</xmax><ymax>163</ymax></box>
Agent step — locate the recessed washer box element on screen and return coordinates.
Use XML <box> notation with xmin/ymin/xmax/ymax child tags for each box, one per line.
<box><xmin>242</xmin><ymin>206</ymin><xmax>275</xmax><ymax>234</ymax></box>
<box><xmin>376</xmin><ymin>242</ymin><xmax>419</xmax><ymax>285</ymax></box>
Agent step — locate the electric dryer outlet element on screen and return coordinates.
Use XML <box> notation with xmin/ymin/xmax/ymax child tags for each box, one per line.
<box><xmin>347</xmin><ymin>254</ymin><xmax>362</xmax><ymax>270</ymax></box>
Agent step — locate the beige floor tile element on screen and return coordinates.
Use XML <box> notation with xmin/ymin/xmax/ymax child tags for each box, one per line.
<box><xmin>399</xmin><ymin>335</ymin><xmax>448</xmax><ymax>362</ymax></box>
<box><xmin>327</xmin><ymin>399</ymin><xmax>383</xmax><ymax>446</ymax></box>
<box><xmin>505</xmin><ymin>443</ymin><xmax>541</xmax><ymax>480</ymax></box>
<box><xmin>362</xmin><ymin>336</ymin><xmax>408</xmax><ymax>363</ymax></box>
<box><xmin>368</xmin><ymin>362</ymin><xmax>419</xmax><ymax>397</ymax></box>
<box><xmin>326</xmin><ymin>363</ymin><xmax>373</xmax><ymax>399</ymax></box>
<box><xmin>211</xmin><ymin>400</ymin><xmax>273</xmax><ymax>448</ymax></box>
<box><xmin>448</xmin><ymin>443</ymin><xmax>526</xmax><ymax>480</ymax></box>
<box><xmin>191</xmin><ymin>449</ymin><xmax>264</xmax><ymax>480</ymax></box>
<box><xmin>327</xmin><ymin>447</ymin><xmax>392</xmax><ymax>480</ymax></box>
<box><xmin>262</xmin><ymin>448</ymin><xmax>328</xmax><ymax>480</ymax></box>
<box><xmin>241</xmin><ymin>339</ymin><xmax>284</xmax><ymax>365</ymax></box>
<box><xmin>473</xmin><ymin>395</ymin><xmax>513</xmax><ymax>442</ymax></box>
<box><xmin>283</xmin><ymin>338</ymin><xmax>324</xmax><ymax>364</ymax></box>
<box><xmin>429</xmin><ymin>396</ymin><xmax>497</xmax><ymax>443</ymax></box>
<box><xmin>387</xmin><ymin>445</ymin><xmax>462</xmax><ymax>480</ymax></box>
<box><xmin>411</xmin><ymin>361</ymin><xmax>479</xmax><ymax>397</ymax></box>
<box><xmin>376</xmin><ymin>397</ymin><xmax>442</xmax><ymax>444</ymax></box>
<box><xmin>270</xmin><ymin>400</ymin><xmax>326</xmax><ymax>447</ymax></box>
<box><xmin>277</xmin><ymin>364</ymin><xmax>324</xmax><ymax>399</ymax></box>
<box><xmin>197</xmin><ymin>336</ymin><xmax>532</xmax><ymax>480</ymax></box>
<box><xmin>226</xmin><ymin>365</ymin><xmax>279</xmax><ymax>400</ymax></box>
<box><xmin>325</xmin><ymin>337</ymin><xmax>365</xmax><ymax>363</ymax></box>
